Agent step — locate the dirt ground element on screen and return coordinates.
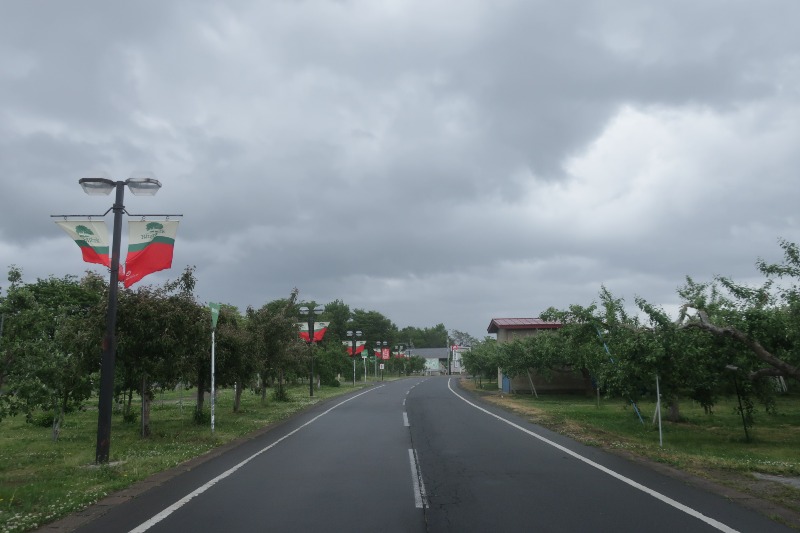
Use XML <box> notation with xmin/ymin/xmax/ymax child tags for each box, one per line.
<box><xmin>459</xmin><ymin>379</ymin><xmax>800</xmax><ymax>530</ymax></box>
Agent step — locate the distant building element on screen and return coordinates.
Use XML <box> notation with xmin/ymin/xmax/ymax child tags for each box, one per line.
<box><xmin>414</xmin><ymin>347</ymin><xmax>448</xmax><ymax>374</ymax></box>
<box><xmin>413</xmin><ymin>347</ymin><xmax>451</xmax><ymax>375</ymax></box>
<box><xmin>450</xmin><ymin>346</ymin><xmax>469</xmax><ymax>374</ymax></box>
<box><xmin>487</xmin><ymin>317</ymin><xmax>586</xmax><ymax>394</ymax></box>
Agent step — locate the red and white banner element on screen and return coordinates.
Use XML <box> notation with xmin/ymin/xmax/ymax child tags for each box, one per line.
<box><xmin>341</xmin><ymin>340</ymin><xmax>367</xmax><ymax>356</ymax></box>
<box><xmin>123</xmin><ymin>220</ymin><xmax>180</xmax><ymax>288</ymax></box>
<box><xmin>55</xmin><ymin>220</ymin><xmax>111</xmax><ymax>268</ymax></box>
<box><xmin>298</xmin><ymin>322</ymin><xmax>329</xmax><ymax>343</ymax></box>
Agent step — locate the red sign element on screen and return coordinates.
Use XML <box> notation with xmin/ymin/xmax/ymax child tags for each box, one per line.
<box><xmin>382</xmin><ymin>348</ymin><xmax>390</xmax><ymax>360</ymax></box>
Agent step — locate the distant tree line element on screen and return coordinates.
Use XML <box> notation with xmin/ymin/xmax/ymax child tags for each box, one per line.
<box><xmin>0</xmin><ymin>265</ymin><xmax>454</xmax><ymax>440</ymax></box>
<box><xmin>462</xmin><ymin>239</ymin><xmax>800</xmax><ymax>428</ymax></box>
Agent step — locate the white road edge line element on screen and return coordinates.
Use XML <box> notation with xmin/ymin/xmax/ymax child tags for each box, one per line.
<box><xmin>446</xmin><ymin>379</ymin><xmax>739</xmax><ymax>533</ymax></box>
<box><xmin>403</xmin><ymin>412</ymin><xmax>410</xmax><ymax>427</ymax></box>
<box><xmin>129</xmin><ymin>386</ymin><xmax>384</xmax><ymax>533</ymax></box>
<box><xmin>408</xmin><ymin>448</ymin><xmax>428</xmax><ymax>509</ymax></box>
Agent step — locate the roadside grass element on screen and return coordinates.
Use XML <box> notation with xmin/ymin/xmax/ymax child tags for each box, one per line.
<box><xmin>468</xmin><ymin>380</ymin><xmax>799</xmax><ymax>475</ymax></box>
<box><xmin>0</xmin><ymin>383</ymin><xmax>362</xmax><ymax>533</ymax></box>
<box><xmin>463</xmin><ymin>379</ymin><xmax>800</xmax><ymax>517</ymax></box>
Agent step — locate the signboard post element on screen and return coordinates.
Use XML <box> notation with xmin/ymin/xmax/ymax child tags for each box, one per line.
<box><xmin>209</xmin><ymin>302</ymin><xmax>220</xmax><ymax>434</ymax></box>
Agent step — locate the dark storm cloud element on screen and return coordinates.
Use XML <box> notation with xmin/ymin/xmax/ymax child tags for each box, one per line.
<box><xmin>1</xmin><ymin>0</ymin><xmax>799</xmax><ymax>337</ymax></box>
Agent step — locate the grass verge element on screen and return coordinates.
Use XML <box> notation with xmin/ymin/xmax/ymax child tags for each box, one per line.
<box><xmin>0</xmin><ymin>383</ymin><xmax>361</xmax><ymax>533</ymax></box>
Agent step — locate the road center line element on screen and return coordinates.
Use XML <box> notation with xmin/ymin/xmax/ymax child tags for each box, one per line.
<box><xmin>129</xmin><ymin>386</ymin><xmax>383</xmax><ymax>533</ymax></box>
<box><xmin>446</xmin><ymin>379</ymin><xmax>739</xmax><ymax>533</ymax></box>
<box><xmin>403</xmin><ymin>412</ymin><xmax>410</xmax><ymax>427</ymax></box>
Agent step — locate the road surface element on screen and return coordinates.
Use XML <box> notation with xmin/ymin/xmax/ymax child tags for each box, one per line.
<box><xmin>68</xmin><ymin>377</ymin><xmax>791</xmax><ymax>532</ymax></box>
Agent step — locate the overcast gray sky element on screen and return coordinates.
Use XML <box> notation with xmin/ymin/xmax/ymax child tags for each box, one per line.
<box><xmin>1</xmin><ymin>1</ymin><xmax>798</xmax><ymax>340</ymax></box>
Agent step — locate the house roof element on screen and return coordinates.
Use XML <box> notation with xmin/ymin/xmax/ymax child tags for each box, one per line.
<box><xmin>412</xmin><ymin>347</ymin><xmax>450</xmax><ymax>359</ymax></box>
<box><xmin>487</xmin><ymin>318</ymin><xmax>562</xmax><ymax>334</ymax></box>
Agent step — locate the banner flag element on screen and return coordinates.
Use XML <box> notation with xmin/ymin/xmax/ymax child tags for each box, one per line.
<box><xmin>210</xmin><ymin>302</ymin><xmax>221</xmax><ymax>329</ymax></box>
<box><xmin>298</xmin><ymin>322</ymin><xmax>330</xmax><ymax>342</ymax></box>
<box><xmin>55</xmin><ymin>220</ymin><xmax>111</xmax><ymax>267</ymax></box>
<box><xmin>124</xmin><ymin>220</ymin><xmax>180</xmax><ymax>288</ymax></box>
<box><xmin>341</xmin><ymin>340</ymin><xmax>367</xmax><ymax>356</ymax></box>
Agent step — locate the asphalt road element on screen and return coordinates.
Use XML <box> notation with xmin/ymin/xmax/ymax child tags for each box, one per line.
<box><xmin>66</xmin><ymin>377</ymin><xmax>791</xmax><ymax>532</ymax></box>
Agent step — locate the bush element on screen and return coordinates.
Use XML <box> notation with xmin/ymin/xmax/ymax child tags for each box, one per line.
<box><xmin>122</xmin><ymin>409</ymin><xmax>138</xmax><ymax>424</ymax></box>
<box><xmin>193</xmin><ymin>407</ymin><xmax>210</xmax><ymax>425</ymax></box>
<box><xmin>272</xmin><ymin>386</ymin><xmax>290</xmax><ymax>402</ymax></box>
<box><xmin>321</xmin><ymin>377</ymin><xmax>341</xmax><ymax>387</ymax></box>
<box><xmin>27</xmin><ymin>411</ymin><xmax>55</xmax><ymax>428</ymax></box>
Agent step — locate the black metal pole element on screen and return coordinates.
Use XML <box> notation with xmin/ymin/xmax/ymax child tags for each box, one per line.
<box><xmin>308</xmin><ymin>315</ymin><xmax>315</xmax><ymax>397</ymax></box>
<box><xmin>96</xmin><ymin>181</ymin><xmax>125</xmax><ymax>464</ymax></box>
<box><xmin>352</xmin><ymin>336</ymin><xmax>357</xmax><ymax>386</ymax></box>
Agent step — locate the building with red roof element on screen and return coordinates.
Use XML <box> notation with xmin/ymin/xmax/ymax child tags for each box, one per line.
<box><xmin>487</xmin><ymin>317</ymin><xmax>587</xmax><ymax>394</ymax></box>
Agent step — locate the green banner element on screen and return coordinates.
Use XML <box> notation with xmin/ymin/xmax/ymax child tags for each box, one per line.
<box><xmin>210</xmin><ymin>302</ymin><xmax>220</xmax><ymax>329</ymax></box>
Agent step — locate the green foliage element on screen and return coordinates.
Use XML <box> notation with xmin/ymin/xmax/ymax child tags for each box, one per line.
<box><xmin>193</xmin><ymin>407</ymin><xmax>210</xmax><ymax>425</ymax></box>
<box><xmin>351</xmin><ymin>309</ymin><xmax>398</xmax><ymax>345</ymax></box>
<box><xmin>248</xmin><ymin>290</ymin><xmax>302</xmax><ymax>399</ymax></box>
<box><xmin>272</xmin><ymin>385</ymin><xmax>290</xmax><ymax>402</ymax></box>
<box><xmin>461</xmin><ymin>339</ymin><xmax>500</xmax><ymax>379</ymax></box>
<box><xmin>398</xmin><ymin>323</ymin><xmax>448</xmax><ymax>348</ymax></box>
<box><xmin>0</xmin><ymin>268</ymin><xmax>104</xmax><ymax>434</ymax></box>
<box><xmin>27</xmin><ymin>410</ymin><xmax>58</xmax><ymax>428</ymax></box>
<box><xmin>449</xmin><ymin>329</ymin><xmax>478</xmax><ymax>348</ymax></box>
<box><xmin>315</xmin><ymin>343</ymin><xmax>349</xmax><ymax>386</ymax></box>
<box><xmin>405</xmin><ymin>355</ymin><xmax>427</xmax><ymax>375</ymax></box>
<box><xmin>122</xmin><ymin>409</ymin><xmax>138</xmax><ymax>425</ymax></box>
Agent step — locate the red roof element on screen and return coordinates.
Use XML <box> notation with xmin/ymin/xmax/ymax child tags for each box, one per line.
<box><xmin>487</xmin><ymin>318</ymin><xmax>562</xmax><ymax>334</ymax></box>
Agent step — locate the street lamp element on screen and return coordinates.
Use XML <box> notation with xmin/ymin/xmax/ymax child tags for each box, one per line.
<box><xmin>347</xmin><ymin>330</ymin><xmax>362</xmax><ymax>386</ymax></box>
<box><xmin>394</xmin><ymin>344</ymin><xmax>404</xmax><ymax>377</ymax></box>
<box><xmin>299</xmin><ymin>305</ymin><xmax>324</xmax><ymax>397</ymax></box>
<box><xmin>375</xmin><ymin>340</ymin><xmax>388</xmax><ymax>381</ymax></box>
<box><xmin>80</xmin><ymin>172</ymin><xmax>162</xmax><ymax>464</ymax></box>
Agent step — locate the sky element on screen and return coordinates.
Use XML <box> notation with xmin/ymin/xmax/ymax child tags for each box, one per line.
<box><xmin>1</xmin><ymin>1</ymin><xmax>798</xmax><ymax>341</ymax></box>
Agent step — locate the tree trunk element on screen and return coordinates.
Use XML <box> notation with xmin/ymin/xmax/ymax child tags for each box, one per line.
<box><xmin>260</xmin><ymin>372</ymin><xmax>267</xmax><ymax>404</ymax></box>
<box><xmin>51</xmin><ymin>397</ymin><xmax>64</xmax><ymax>442</ymax></box>
<box><xmin>580</xmin><ymin>368</ymin><xmax>594</xmax><ymax>397</ymax></box>
<box><xmin>668</xmin><ymin>399</ymin><xmax>681</xmax><ymax>423</ymax></box>
<box><xmin>141</xmin><ymin>374</ymin><xmax>151</xmax><ymax>438</ymax></box>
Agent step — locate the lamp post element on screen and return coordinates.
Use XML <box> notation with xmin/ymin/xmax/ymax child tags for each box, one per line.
<box><xmin>299</xmin><ymin>305</ymin><xmax>324</xmax><ymax>397</ymax></box>
<box><xmin>447</xmin><ymin>336</ymin><xmax>452</xmax><ymax>376</ymax></box>
<box><xmin>79</xmin><ymin>173</ymin><xmax>161</xmax><ymax>464</ymax></box>
<box><xmin>347</xmin><ymin>330</ymin><xmax>362</xmax><ymax>386</ymax></box>
<box><xmin>394</xmin><ymin>344</ymin><xmax>404</xmax><ymax>377</ymax></box>
<box><xmin>375</xmin><ymin>340</ymin><xmax>388</xmax><ymax>381</ymax></box>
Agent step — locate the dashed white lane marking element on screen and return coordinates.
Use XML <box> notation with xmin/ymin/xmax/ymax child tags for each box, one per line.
<box><xmin>403</xmin><ymin>412</ymin><xmax>410</xmax><ymax>427</ymax></box>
